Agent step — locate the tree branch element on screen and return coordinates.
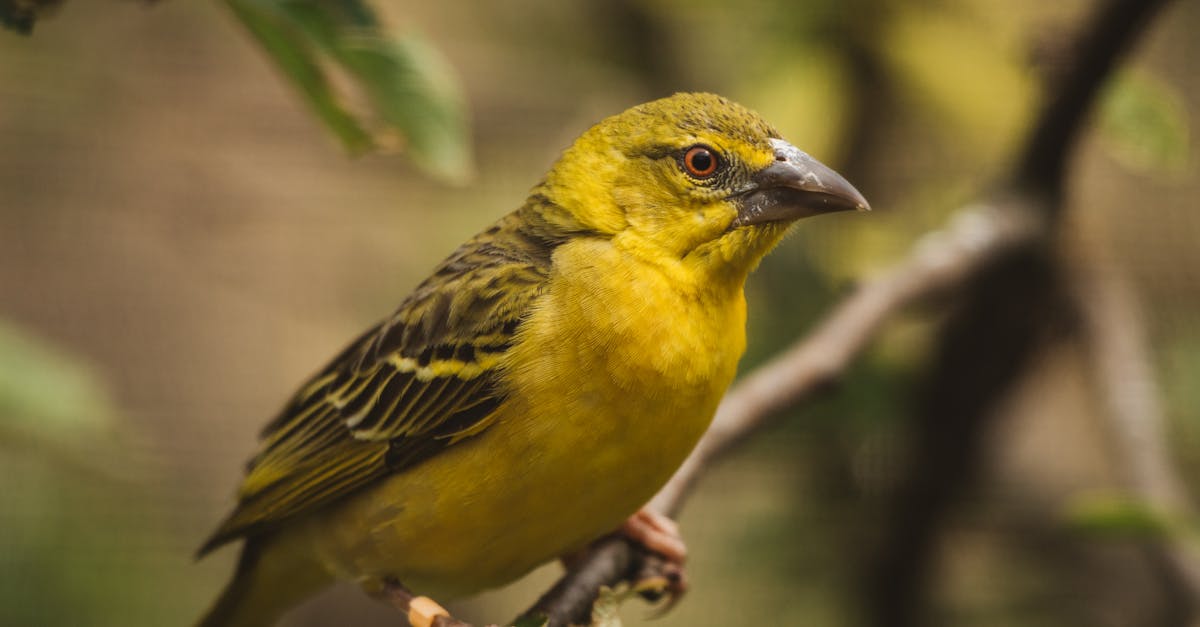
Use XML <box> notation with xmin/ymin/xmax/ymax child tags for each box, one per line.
<box><xmin>863</xmin><ymin>1</ymin><xmax>1176</xmax><ymax>625</ymax></box>
<box><xmin>519</xmin><ymin>0</ymin><xmax>1177</xmax><ymax>625</ymax></box>
<box><xmin>1015</xmin><ymin>0</ymin><xmax>1174</xmax><ymax>198</ymax></box>
<box><xmin>1073</xmin><ymin>260</ymin><xmax>1200</xmax><ymax>611</ymax></box>
<box><xmin>356</xmin><ymin>0</ymin><xmax>1175</xmax><ymax>624</ymax></box>
<box><xmin>504</xmin><ymin>201</ymin><xmax>1039</xmax><ymax>627</ymax></box>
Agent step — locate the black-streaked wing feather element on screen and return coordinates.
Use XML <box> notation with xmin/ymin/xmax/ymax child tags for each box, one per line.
<box><xmin>198</xmin><ymin>213</ymin><xmax>556</xmax><ymax>555</ymax></box>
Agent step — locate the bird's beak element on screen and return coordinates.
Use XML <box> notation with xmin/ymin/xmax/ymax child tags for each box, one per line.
<box><xmin>731</xmin><ymin>138</ymin><xmax>870</xmax><ymax>228</ymax></box>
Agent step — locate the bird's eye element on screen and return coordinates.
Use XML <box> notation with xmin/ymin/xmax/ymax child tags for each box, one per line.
<box><xmin>682</xmin><ymin>145</ymin><xmax>720</xmax><ymax>178</ymax></box>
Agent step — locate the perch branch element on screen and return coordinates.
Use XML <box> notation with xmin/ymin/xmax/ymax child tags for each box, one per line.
<box><xmin>514</xmin><ymin>203</ymin><xmax>1042</xmax><ymax>627</ymax></box>
<box><xmin>522</xmin><ymin>0</ymin><xmax>1176</xmax><ymax>625</ymax></box>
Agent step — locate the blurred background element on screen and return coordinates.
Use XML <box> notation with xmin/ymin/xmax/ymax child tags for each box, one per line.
<box><xmin>1</xmin><ymin>0</ymin><xmax>1197</xmax><ymax>625</ymax></box>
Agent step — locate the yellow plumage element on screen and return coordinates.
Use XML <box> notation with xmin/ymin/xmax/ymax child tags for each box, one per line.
<box><xmin>195</xmin><ymin>92</ymin><xmax>867</xmax><ymax>627</ymax></box>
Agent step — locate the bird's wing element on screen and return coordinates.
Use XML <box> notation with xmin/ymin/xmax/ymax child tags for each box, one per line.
<box><xmin>199</xmin><ymin>221</ymin><xmax>553</xmax><ymax>555</ymax></box>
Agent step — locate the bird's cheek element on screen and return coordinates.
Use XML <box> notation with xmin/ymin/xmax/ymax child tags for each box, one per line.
<box><xmin>669</xmin><ymin>205</ymin><xmax>735</xmax><ymax>254</ymax></box>
<box><xmin>700</xmin><ymin>201</ymin><xmax>739</xmax><ymax>237</ymax></box>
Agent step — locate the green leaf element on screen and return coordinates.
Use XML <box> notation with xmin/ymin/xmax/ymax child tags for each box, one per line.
<box><xmin>1062</xmin><ymin>492</ymin><xmax>1176</xmax><ymax>539</ymax></box>
<box><xmin>226</xmin><ymin>0</ymin><xmax>374</xmax><ymax>154</ymax></box>
<box><xmin>1099</xmin><ymin>71</ymin><xmax>1191</xmax><ymax>176</ymax></box>
<box><xmin>225</xmin><ymin>0</ymin><xmax>472</xmax><ymax>182</ymax></box>
<box><xmin>510</xmin><ymin>613</ymin><xmax>549</xmax><ymax>627</ymax></box>
<box><xmin>589</xmin><ymin>585</ymin><xmax>629</xmax><ymax>627</ymax></box>
<box><xmin>0</xmin><ymin>319</ymin><xmax>119</xmax><ymax>459</ymax></box>
<box><xmin>341</xmin><ymin>33</ymin><xmax>471</xmax><ymax>181</ymax></box>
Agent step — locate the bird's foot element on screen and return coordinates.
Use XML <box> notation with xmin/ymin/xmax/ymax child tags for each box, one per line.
<box><xmin>621</xmin><ymin>508</ymin><xmax>688</xmax><ymax>611</ymax></box>
<box><xmin>556</xmin><ymin>509</ymin><xmax>689</xmax><ymax>614</ymax></box>
<box><xmin>621</xmin><ymin>508</ymin><xmax>686</xmax><ymax>564</ymax></box>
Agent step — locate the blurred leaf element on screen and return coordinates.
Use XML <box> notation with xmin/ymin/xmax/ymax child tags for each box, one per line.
<box><xmin>1062</xmin><ymin>492</ymin><xmax>1177</xmax><ymax>539</ymax></box>
<box><xmin>590</xmin><ymin>584</ymin><xmax>631</xmax><ymax>627</ymax></box>
<box><xmin>0</xmin><ymin>0</ymin><xmax>62</xmax><ymax>34</ymax></box>
<box><xmin>0</xmin><ymin>319</ymin><xmax>116</xmax><ymax>448</ymax></box>
<box><xmin>0</xmin><ymin>319</ymin><xmax>136</xmax><ymax>484</ymax></box>
<box><xmin>1099</xmin><ymin>71</ymin><xmax>1191</xmax><ymax>176</ymax></box>
<box><xmin>883</xmin><ymin>4</ymin><xmax>1033</xmax><ymax>151</ymax></box>
<box><xmin>226</xmin><ymin>0</ymin><xmax>374</xmax><ymax>153</ymax></box>
<box><xmin>736</xmin><ymin>45</ymin><xmax>851</xmax><ymax>160</ymax></box>
<box><xmin>511</xmin><ymin>613</ymin><xmax>549</xmax><ymax>627</ymax></box>
<box><xmin>225</xmin><ymin>0</ymin><xmax>472</xmax><ymax>182</ymax></box>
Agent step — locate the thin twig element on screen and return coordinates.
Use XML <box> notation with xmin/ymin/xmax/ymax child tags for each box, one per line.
<box><xmin>1073</xmin><ymin>260</ymin><xmax>1200</xmax><ymax>610</ymax></box>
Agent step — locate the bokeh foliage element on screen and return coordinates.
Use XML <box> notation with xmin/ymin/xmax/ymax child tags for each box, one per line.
<box><xmin>0</xmin><ymin>1</ymin><xmax>1196</xmax><ymax>626</ymax></box>
<box><xmin>225</xmin><ymin>0</ymin><xmax>471</xmax><ymax>181</ymax></box>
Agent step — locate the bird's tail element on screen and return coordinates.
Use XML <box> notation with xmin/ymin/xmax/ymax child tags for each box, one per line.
<box><xmin>194</xmin><ymin>534</ymin><xmax>333</xmax><ymax>627</ymax></box>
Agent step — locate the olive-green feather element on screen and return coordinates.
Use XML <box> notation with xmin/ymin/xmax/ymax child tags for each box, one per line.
<box><xmin>198</xmin><ymin>211</ymin><xmax>562</xmax><ymax>556</ymax></box>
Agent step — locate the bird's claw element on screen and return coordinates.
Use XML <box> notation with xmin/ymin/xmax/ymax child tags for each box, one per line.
<box><xmin>621</xmin><ymin>508</ymin><xmax>688</xmax><ymax>614</ymax></box>
<box><xmin>632</xmin><ymin>554</ymin><xmax>688</xmax><ymax>616</ymax></box>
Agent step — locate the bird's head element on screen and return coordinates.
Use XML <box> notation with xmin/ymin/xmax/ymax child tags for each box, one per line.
<box><xmin>535</xmin><ymin>92</ymin><xmax>868</xmax><ymax>278</ymax></box>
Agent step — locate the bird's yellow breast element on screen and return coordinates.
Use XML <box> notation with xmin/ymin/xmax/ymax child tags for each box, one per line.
<box><xmin>502</xmin><ymin>233</ymin><xmax>747</xmax><ymax>506</ymax></box>
<box><xmin>308</xmin><ymin>234</ymin><xmax>748</xmax><ymax>597</ymax></box>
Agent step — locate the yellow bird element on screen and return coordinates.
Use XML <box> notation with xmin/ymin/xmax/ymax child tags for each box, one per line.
<box><xmin>195</xmin><ymin>92</ymin><xmax>868</xmax><ymax>627</ymax></box>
